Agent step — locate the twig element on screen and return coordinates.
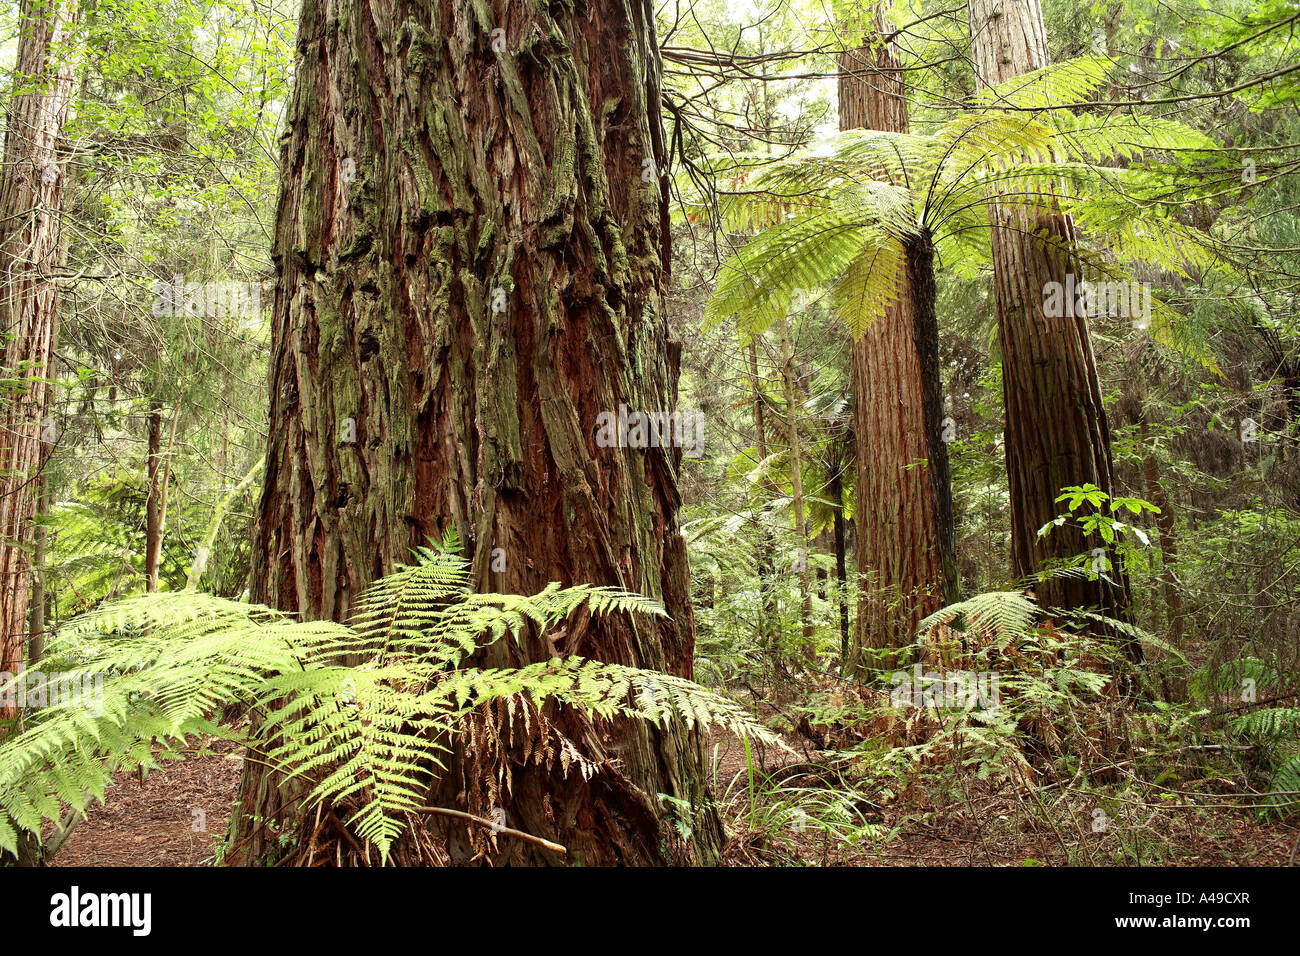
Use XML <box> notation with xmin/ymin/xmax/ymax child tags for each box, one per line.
<box><xmin>411</xmin><ymin>806</ymin><xmax>567</xmax><ymax>855</ymax></box>
<box><xmin>325</xmin><ymin>809</ymin><xmax>366</xmax><ymax>861</ymax></box>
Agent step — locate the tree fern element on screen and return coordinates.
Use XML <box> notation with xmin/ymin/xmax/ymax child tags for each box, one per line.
<box><xmin>702</xmin><ymin>56</ymin><xmax>1222</xmax><ymax>364</ymax></box>
<box><xmin>916</xmin><ymin>587</ymin><xmax>1166</xmax><ymax>662</ymax></box>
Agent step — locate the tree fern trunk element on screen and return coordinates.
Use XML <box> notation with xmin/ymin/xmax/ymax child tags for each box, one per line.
<box><xmin>840</xmin><ymin>21</ymin><xmax>955</xmax><ymax>667</ymax></box>
<box><xmin>227</xmin><ymin>0</ymin><xmax>721</xmax><ymax>866</ymax></box>
<box><xmin>966</xmin><ymin>0</ymin><xmax>1134</xmax><ymax>636</ymax></box>
<box><xmin>0</xmin><ymin>0</ymin><xmax>77</xmax><ymax>701</ymax></box>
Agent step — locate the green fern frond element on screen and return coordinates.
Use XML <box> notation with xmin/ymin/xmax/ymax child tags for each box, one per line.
<box><xmin>1263</xmin><ymin>752</ymin><xmax>1300</xmax><ymax>816</ymax></box>
<box><xmin>918</xmin><ymin>590</ymin><xmax>1040</xmax><ymax>642</ymax></box>
<box><xmin>832</xmin><ymin>238</ymin><xmax>907</xmax><ymax>336</ymax></box>
<box><xmin>0</xmin><ymin>547</ymin><xmax>762</xmax><ymax>863</ymax></box>
<box><xmin>706</xmin><ymin>214</ymin><xmax>880</xmax><ymax>334</ymax></box>
<box><xmin>1231</xmin><ymin>707</ymin><xmax>1300</xmax><ymax>739</ymax></box>
<box><xmin>970</xmin><ymin>56</ymin><xmax>1115</xmax><ymax>110</ymax></box>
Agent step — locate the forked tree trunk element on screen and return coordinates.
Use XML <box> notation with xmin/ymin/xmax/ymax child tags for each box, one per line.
<box><xmin>0</xmin><ymin>0</ymin><xmax>77</xmax><ymax>701</ymax></box>
<box><xmin>966</xmin><ymin>0</ymin><xmax>1133</xmax><ymax>632</ymax></box>
<box><xmin>227</xmin><ymin>0</ymin><xmax>722</xmax><ymax>866</ymax></box>
<box><xmin>840</xmin><ymin>25</ymin><xmax>956</xmax><ymax>668</ymax></box>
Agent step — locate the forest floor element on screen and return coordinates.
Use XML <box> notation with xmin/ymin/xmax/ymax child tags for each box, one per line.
<box><xmin>708</xmin><ymin>724</ymin><xmax>1300</xmax><ymax>866</ymax></box>
<box><xmin>45</xmin><ymin>730</ymin><xmax>1299</xmax><ymax>866</ymax></box>
<box><xmin>49</xmin><ymin>737</ymin><xmax>240</xmax><ymax>867</ymax></box>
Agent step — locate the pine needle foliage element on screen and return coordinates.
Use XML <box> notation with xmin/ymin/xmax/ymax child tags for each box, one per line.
<box><xmin>0</xmin><ymin>532</ymin><xmax>778</xmax><ymax>862</ymax></box>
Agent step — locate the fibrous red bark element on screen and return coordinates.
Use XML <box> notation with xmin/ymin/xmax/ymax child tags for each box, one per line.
<box><xmin>0</xmin><ymin>0</ymin><xmax>78</xmax><ymax>703</ymax></box>
<box><xmin>967</xmin><ymin>0</ymin><xmax>1132</xmax><ymax>626</ymax></box>
<box><xmin>840</xmin><ymin>22</ymin><xmax>957</xmax><ymax>663</ymax></box>
<box><xmin>228</xmin><ymin>0</ymin><xmax>721</xmax><ymax>865</ymax></box>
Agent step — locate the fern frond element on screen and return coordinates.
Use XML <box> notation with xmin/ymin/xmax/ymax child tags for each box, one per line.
<box><xmin>970</xmin><ymin>56</ymin><xmax>1115</xmax><ymax>110</ymax></box>
<box><xmin>918</xmin><ymin>590</ymin><xmax>1040</xmax><ymax>642</ymax></box>
<box><xmin>706</xmin><ymin>214</ymin><xmax>882</xmax><ymax>334</ymax></box>
<box><xmin>1231</xmin><ymin>707</ymin><xmax>1300</xmax><ymax>739</ymax></box>
<box><xmin>0</xmin><ymin>552</ymin><xmax>753</xmax><ymax>864</ymax></box>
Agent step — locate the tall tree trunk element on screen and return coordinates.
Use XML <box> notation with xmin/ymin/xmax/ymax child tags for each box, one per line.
<box><xmin>747</xmin><ymin>337</ymin><xmax>778</xmax><ymax>657</ymax></box>
<box><xmin>966</xmin><ymin>0</ymin><xmax>1134</xmax><ymax>638</ymax></box>
<box><xmin>1139</xmin><ymin>421</ymin><xmax>1183</xmax><ymax>646</ymax></box>
<box><xmin>777</xmin><ymin>317</ymin><xmax>814</xmax><ymax>645</ymax></box>
<box><xmin>827</xmin><ymin>448</ymin><xmax>850</xmax><ymax>666</ymax></box>
<box><xmin>144</xmin><ymin>399</ymin><xmax>179</xmax><ymax>593</ymax></box>
<box><xmin>906</xmin><ymin>235</ymin><xmax>960</xmax><ymax>608</ymax></box>
<box><xmin>10</xmin><ymin>478</ymin><xmax>50</xmax><ymax>863</ymax></box>
<box><xmin>28</xmin><ymin>481</ymin><xmax>50</xmax><ymax>667</ymax></box>
<box><xmin>227</xmin><ymin>0</ymin><xmax>721</xmax><ymax>866</ymax></box>
<box><xmin>840</xmin><ymin>21</ymin><xmax>955</xmax><ymax>669</ymax></box>
<box><xmin>0</xmin><ymin>0</ymin><xmax>77</xmax><ymax>704</ymax></box>
<box><xmin>144</xmin><ymin>399</ymin><xmax>162</xmax><ymax>591</ymax></box>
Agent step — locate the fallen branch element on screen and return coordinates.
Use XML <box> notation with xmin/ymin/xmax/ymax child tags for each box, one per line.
<box><xmin>410</xmin><ymin>806</ymin><xmax>567</xmax><ymax>855</ymax></box>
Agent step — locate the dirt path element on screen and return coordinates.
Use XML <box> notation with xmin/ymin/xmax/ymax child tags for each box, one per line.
<box><xmin>50</xmin><ymin>737</ymin><xmax>240</xmax><ymax>867</ymax></box>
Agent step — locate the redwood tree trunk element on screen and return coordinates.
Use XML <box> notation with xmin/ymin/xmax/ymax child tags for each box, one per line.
<box><xmin>0</xmin><ymin>0</ymin><xmax>77</xmax><ymax>701</ymax></box>
<box><xmin>840</xmin><ymin>26</ymin><xmax>956</xmax><ymax>666</ymax></box>
<box><xmin>966</xmin><ymin>0</ymin><xmax>1133</xmax><ymax>629</ymax></box>
<box><xmin>227</xmin><ymin>0</ymin><xmax>721</xmax><ymax>866</ymax></box>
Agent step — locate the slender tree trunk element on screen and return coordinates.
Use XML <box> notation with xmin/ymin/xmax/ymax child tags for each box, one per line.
<box><xmin>747</xmin><ymin>337</ymin><xmax>778</xmax><ymax>655</ymax></box>
<box><xmin>144</xmin><ymin>400</ymin><xmax>179</xmax><ymax>593</ymax></box>
<box><xmin>227</xmin><ymin>0</ymin><xmax>721</xmax><ymax>866</ymax></box>
<box><xmin>1139</xmin><ymin>421</ymin><xmax>1183</xmax><ymax>645</ymax></box>
<box><xmin>827</xmin><ymin>450</ymin><xmax>850</xmax><ymax>665</ymax></box>
<box><xmin>28</xmin><ymin>481</ymin><xmax>50</xmax><ymax>667</ymax></box>
<box><xmin>144</xmin><ymin>399</ymin><xmax>162</xmax><ymax>591</ymax></box>
<box><xmin>0</xmin><ymin>0</ymin><xmax>77</xmax><ymax>703</ymax></box>
<box><xmin>966</xmin><ymin>0</ymin><xmax>1134</xmax><ymax>639</ymax></box>
<box><xmin>777</xmin><ymin>317</ymin><xmax>814</xmax><ymax>645</ymax></box>
<box><xmin>906</xmin><ymin>235</ymin><xmax>960</xmax><ymax>608</ymax></box>
<box><xmin>840</xmin><ymin>22</ymin><xmax>955</xmax><ymax>669</ymax></box>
